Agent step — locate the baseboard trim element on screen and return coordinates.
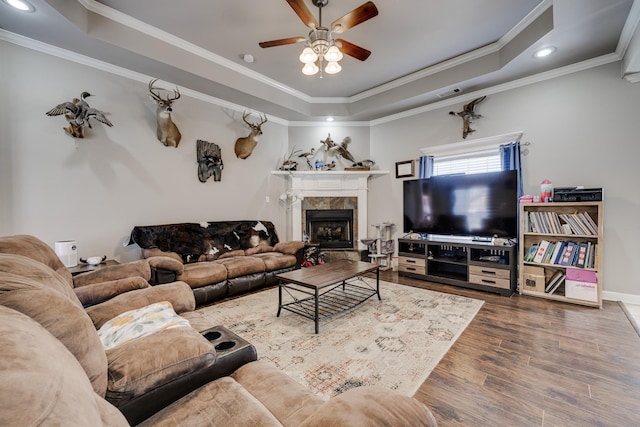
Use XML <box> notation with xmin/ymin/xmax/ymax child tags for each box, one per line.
<box><xmin>603</xmin><ymin>291</ymin><xmax>640</xmax><ymax>305</ymax></box>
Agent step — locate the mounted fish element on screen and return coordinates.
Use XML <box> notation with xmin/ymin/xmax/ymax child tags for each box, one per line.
<box><xmin>45</xmin><ymin>92</ymin><xmax>113</xmax><ymax>138</ymax></box>
<box><xmin>148</xmin><ymin>79</ymin><xmax>182</xmax><ymax>147</ymax></box>
<box><xmin>197</xmin><ymin>139</ymin><xmax>224</xmax><ymax>182</ymax></box>
<box><xmin>234</xmin><ymin>112</ymin><xmax>267</xmax><ymax>159</ymax></box>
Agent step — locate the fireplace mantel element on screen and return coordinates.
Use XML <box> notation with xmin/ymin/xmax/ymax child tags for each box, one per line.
<box><xmin>272</xmin><ymin>170</ymin><xmax>389</xmax><ymax>249</ymax></box>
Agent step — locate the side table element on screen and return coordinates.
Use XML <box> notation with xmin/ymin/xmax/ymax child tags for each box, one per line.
<box><xmin>68</xmin><ymin>260</ymin><xmax>119</xmax><ymax>276</ymax></box>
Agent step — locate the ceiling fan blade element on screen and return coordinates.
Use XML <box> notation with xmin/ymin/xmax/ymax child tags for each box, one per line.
<box><xmin>336</xmin><ymin>39</ymin><xmax>371</xmax><ymax>61</ymax></box>
<box><xmin>259</xmin><ymin>36</ymin><xmax>306</xmax><ymax>48</ymax></box>
<box><xmin>286</xmin><ymin>0</ymin><xmax>319</xmax><ymax>29</ymax></box>
<box><xmin>331</xmin><ymin>1</ymin><xmax>378</xmax><ymax>34</ymax></box>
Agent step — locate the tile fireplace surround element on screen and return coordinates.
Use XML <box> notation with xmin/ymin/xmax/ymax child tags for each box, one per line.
<box><xmin>272</xmin><ymin>171</ymin><xmax>388</xmax><ymax>251</ymax></box>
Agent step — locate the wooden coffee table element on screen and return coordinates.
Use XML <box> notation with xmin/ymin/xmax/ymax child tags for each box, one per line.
<box><xmin>276</xmin><ymin>260</ymin><xmax>380</xmax><ymax>333</ymax></box>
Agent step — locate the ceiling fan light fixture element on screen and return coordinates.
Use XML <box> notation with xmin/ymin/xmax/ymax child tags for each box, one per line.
<box><xmin>302</xmin><ymin>62</ymin><xmax>319</xmax><ymax>75</ymax></box>
<box><xmin>299</xmin><ymin>47</ymin><xmax>318</xmax><ymax>64</ymax></box>
<box><xmin>325</xmin><ymin>61</ymin><xmax>341</xmax><ymax>75</ymax></box>
<box><xmin>325</xmin><ymin>45</ymin><xmax>343</xmax><ymax>62</ymax></box>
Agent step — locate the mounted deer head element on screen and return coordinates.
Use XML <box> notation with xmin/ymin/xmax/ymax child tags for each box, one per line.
<box><xmin>148</xmin><ymin>79</ymin><xmax>182</xmax><ymax>147</ymax></box>
<box><xmin>234</xmin><ymin>112</ymin><xmax>268</xmax><ymax>159</ymax></box>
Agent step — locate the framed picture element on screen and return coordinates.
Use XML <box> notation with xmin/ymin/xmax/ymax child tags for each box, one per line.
<box><xmin>395</xmin><ymin>160</ymin><xmax>414</xmax><ymax>178</ymax></box>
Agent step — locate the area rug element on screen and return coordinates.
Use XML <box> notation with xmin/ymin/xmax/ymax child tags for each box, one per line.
<box><xmin>195</xmin><ymin>279</ymin><xmax>483</xmax><ymax>399</ymax></box>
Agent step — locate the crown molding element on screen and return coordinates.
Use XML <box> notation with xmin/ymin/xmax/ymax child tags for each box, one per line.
<box><xmin>77</xmin><ymin>0</ymin><xmax>312</xmax><ymax>103</ymax></box>
<box><xmin>624</xmin><ymin>72</ymin><xmax>640</xmax><ymax>82</ymax></box>
<box><xmin>0</xmin><ymin>29</ymin><xmax>624</xmax><ymax>127</ymax></box>
<box><xmin>0</xmin><ymin>30</ymin><xmax>289</xmax><ymax>126</ymax></box>
<box><xmin>76</xmin><ymin>0</ymin><xmax>552</xmax><ymax>107</ymax></box>
<box><xmin>370</xmin><ymin>52</ymin><xmax>622</xmax><ymax>126</ymax></box>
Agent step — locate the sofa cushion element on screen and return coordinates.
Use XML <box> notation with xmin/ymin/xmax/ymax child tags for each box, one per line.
<box><xmin>273</xmin><ymin>241</ymin><xmax>305</xmax><ymax>255</ymax></box>
<box><xmin>299</xmin><ymin>386</ymin><xmax>438</xmax><ymax>427</ymax></box>
<box><xmin>137</xmin><ymin>376</ymin><xmax>282</xmax><ymax>427</ymax></box>
<box><xmin>252</xmin><ymin>252</ymin><xmax>298</xmax><ymax>270</ymax></box>
<box><xmin>232</xmin><ymin>360</ymin><xmax>324</xmax><ymax>426</ymax></box>
<box><xmin>73</xmin><ymin>276</ymin><xmax>150</xmax><ymax>307</ymax></box>
<box><xmin>0</xmin><ymin>234</ymin><xmax>74</xmax><ymax>286</ymax></box>
<box><xmin>218</xmin><ymin>249</ymin><xmax>246</xmax><ymax>259</ymax></box>
<box><xmin>86</xmin><ymin>281</ymin><xmax>196</xmax><ymax>329</ymax></box>
<box><xmin>0</xmin><ymin>253</ymin><xmax>78</xmax><ymax>302</ymax></box>
<box><xmin>215</xmin><ymin>256</ymin><xmax>265</xmax><ymax>279</ymax></box>
<box><xmin>73</xmin><ymin>259</ymin><xmax>151</xmax><ymax>288</ymax></box>
<box><xmin>105</xmin><ymin>326</ymin><xmax>216</xmax><ymax>407</ymax></box>
<box><xmin>0</xmin><ymin>270</ymin><xmax>108</xmax><ymax>397</ymax></box>
<box><xmin>179</xmin><ymin>262</ymin><xmax>228</xmax><ymax>288</ymax></box>
<box><xmin>245</xmin><ymin>244</ymin><xmax>274</xmax><ymax>255</ymax></box>
<box><xmin>98</xmin><ymin>301</ymin><xmax>191</xmax><ymax>350</ymax></box>
<box><xmin>0</xmin><ymin>305</ymin><xmax>128</xmax><ymax>427</ymax></box>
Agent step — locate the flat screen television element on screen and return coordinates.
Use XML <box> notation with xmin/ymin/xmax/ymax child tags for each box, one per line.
<box><xmin>403</xmin><ymin>170</ymin><xmax>518</xmax><ymax>238</ymax></box>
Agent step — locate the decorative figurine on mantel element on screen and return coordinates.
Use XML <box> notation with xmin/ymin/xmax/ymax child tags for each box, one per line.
<box><xmin>449</xmin><ymin>96</ymin><xmax>486</xmax><ymax>139</ymax></box>
<box><xmin>279</xmin><ymin>147</ymin><xmax>301</xmax><ymax>171</ymax></box>
<box><xmin>45</xmin><ymin>91</ymin><xmax>113</xmax><ymax>138</ymax></box>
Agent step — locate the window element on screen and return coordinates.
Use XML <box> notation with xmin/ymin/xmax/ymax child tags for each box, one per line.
<box><xmin>433</xmin><ymin>149</ymin><xmax>501</xmax><ymax>176</ymax></box>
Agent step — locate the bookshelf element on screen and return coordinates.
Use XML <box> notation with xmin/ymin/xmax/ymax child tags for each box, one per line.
<box><xmin>519</xmin><ymin>202</ymin><xmax>603</xmax><ymax>308</ymax></box>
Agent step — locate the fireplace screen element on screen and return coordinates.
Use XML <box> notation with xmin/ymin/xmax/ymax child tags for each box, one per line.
<box><xmin>306</xmin><ymin>209</ymin><xmax>354</xmax><ymax>249</ymax></box>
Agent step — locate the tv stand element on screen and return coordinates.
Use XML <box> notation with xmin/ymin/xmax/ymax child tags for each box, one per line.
<box><xmin>397</xmin><ymin>237</ymin><xmax>517</xmax><ymax>296</ymax></box>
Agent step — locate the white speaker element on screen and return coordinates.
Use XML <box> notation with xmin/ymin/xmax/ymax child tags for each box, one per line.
<box><xmin>55</xmin><ymin>240</ymin><xmax>78</xmax><ymax>267</ymax></box>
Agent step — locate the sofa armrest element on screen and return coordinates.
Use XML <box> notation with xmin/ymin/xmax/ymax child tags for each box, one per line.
<box><xmin>86</xmin><ymin>281</ymin><xmax>196</xmax><ymax>329</ymax></box>
<box><xmin>73</xmin><ymin>260</ymin><xmax>151</xmax><ymax>288</ymax></box>
<box><xmin>147</xmin><ymin>256</ymin><xmax>185</xmax><ymax>275</ymax></box>
<box><xmin>73</xmin><ymin>276</ymin><xmax>150</xmax><ymax>307</ymax></box>
<box><xmin>300</xmin><ymin>387</ymin><xmax>438</xmax><ymax>427</ymax></box>
<box><xmin>273</xmin><ymin>241</ymin><xmax>306</xmax><ymax>267</ymax></box>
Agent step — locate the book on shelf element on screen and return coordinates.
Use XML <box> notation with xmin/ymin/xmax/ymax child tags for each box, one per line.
<box><xmin>578</xmin><ymin>212</ymin><xmax>598</xmax><ymax>235</ymax></box>
<box><xmin>524</xmin><ymin>243</ymin><xmax>539</xmax><ymax>262</ymax></box>
<box><xmin>533</xmin><ymin>240</ymin><xmax>551</xmax><ymax>263</ymax></box>
<box><xmin>545</xmin><ymin>270</ymin><xmax>566</xmax><ymax>294</ymax></box>
<box><xmin>560</xmin><ymin>242</ymin><xmax>576</xmax><ymax>266</ymax></box>
<box><xmin>575</xmin><ymin>243</ymin><xmax>588</xmax><ymax>268</ymax></box>
<box><xmin>551</xmin><ymin>241</ymin><xmax>566</xmax><ymax>264</ymax></box>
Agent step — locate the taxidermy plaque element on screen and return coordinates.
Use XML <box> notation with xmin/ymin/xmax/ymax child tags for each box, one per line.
<box><xmin>197</xmin><ymin>139</ymin><xmax>223</xmax><ymax>182</ymax></box>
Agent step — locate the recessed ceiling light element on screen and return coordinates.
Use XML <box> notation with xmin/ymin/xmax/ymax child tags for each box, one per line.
<box><xmin>326</xmin><ymin>117</ymin><xmax>334</xmax><ymax>122</ymax></box>
<box><xmin>2</xmin><ymin>0</ymin><xmax>35</xmax><ymax>12</ymax></box>
<box><xmin>533</xmin><ymin>46</ymin><xmax>556</xmax><ymax>58</ymax></box>
<box><xmin>242</xmin><ymin>54</ymin><xmax>254</xmax><ymax>63</ymax></box>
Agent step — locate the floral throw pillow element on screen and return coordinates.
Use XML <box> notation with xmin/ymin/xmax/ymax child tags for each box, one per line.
<box><xmin>98</xmin><ymin>301</ymin><xmax>190</xmax><ymax>350</ymax></box>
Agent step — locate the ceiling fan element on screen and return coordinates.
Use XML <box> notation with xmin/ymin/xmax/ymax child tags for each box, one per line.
<box><xmin>259</xmin><ymin>0</ymin><xmax>379</xmax><ymax>75</ymax></box>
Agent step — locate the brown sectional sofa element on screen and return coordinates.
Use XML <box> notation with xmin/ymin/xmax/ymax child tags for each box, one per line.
<box><xmin>129</xmin><ymin>220</ymin><xmax>306</xmax><ymax>305</ymax></box>
<box><xmin>0</xmin><ymin>234</ymin><xmax>439</xmax><ymax>426</ymax></box>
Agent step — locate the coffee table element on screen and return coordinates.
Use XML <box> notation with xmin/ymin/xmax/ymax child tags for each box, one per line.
<box><xmin>276</xmin><ymin>260</ymin><xmax>380</xmax><ymax>334</ymax></box>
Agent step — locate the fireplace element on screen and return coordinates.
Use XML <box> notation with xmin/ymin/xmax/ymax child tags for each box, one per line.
<box><xmin>306</xmin><ymin>209</ymin><xmax>354</xmax><ymax>249</ymax></box>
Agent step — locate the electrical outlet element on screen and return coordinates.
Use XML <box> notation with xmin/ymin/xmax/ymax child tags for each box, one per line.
<box><xmin>265</xmin><ymin>196</ymin><xmax>270</xmax><ymax>203</ymax></box>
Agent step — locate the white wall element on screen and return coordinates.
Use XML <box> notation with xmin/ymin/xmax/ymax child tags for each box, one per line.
<box><xmin>3</xmin><ymin>40</ymin><xmax>640</xmax><ymax>298</ymax></box>
<box><xmin>368</xmin><ymin>62</ymin><xmax>640</xmax><ymax>298</ymax></box>
<box><xmin>1</xmin><ymin>41</ymin><xmax>289</xmax><ymax>261</ymax></box>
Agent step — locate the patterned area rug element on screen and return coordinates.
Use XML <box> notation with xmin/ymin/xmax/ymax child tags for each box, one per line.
<box><xmin>195</xmin><ymin>279</ymin><xmax>483</xmax><ymax>399</ymax></box>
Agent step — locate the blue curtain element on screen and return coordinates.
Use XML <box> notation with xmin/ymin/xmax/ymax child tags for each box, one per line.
<box><xmin>418</xmin><ymin>155</ymin><xmax>434</xmax><ymax>179</ymax></box>
<box><xmin>499</xmin><ymin>142</ymin><xmax>523</xmax><ymax>197</ymax></box>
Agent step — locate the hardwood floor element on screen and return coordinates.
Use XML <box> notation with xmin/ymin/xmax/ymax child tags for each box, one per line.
<box><xmin>379</xmin><ymin>270</ymin><xmax>640</xmax><ymax>427</ymax></box>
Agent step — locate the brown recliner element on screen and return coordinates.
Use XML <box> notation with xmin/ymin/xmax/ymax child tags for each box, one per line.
<box><xmin>0</xmin><ymin>235</ymin><xmax>223</xmax><ymax>424</ymax></box>
<box><xmin>0</xmin><ymin>234</ymin><xmax>156</xmax><ymax>308</ymax></box>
